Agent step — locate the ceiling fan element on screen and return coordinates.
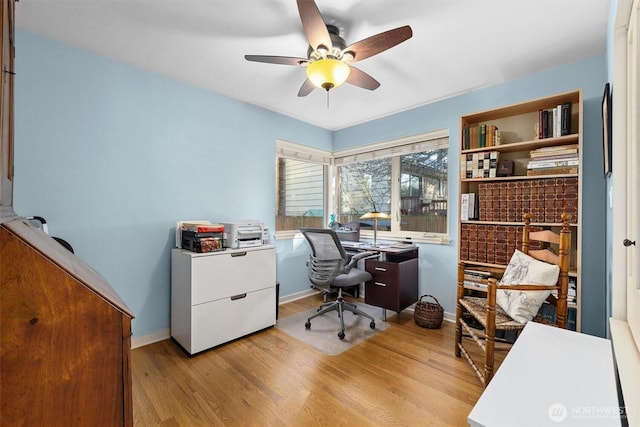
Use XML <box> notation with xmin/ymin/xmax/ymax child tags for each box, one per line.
<box><xmin>244</xmin><ymin>0</ymin><xmax>413</xmax><ymax>97</ymax></box>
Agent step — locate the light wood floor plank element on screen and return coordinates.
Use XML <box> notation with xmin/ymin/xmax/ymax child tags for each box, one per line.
<box><xmin>132</xmin><ymin>294</ymin><xmax>487</xmax><ymax>426</ymax></box>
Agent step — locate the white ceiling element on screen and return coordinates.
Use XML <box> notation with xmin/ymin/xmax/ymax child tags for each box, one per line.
<box><xmin>15</xmin><ymin>0</ymin><xmax>610</xmax><ymax>131</ymax></box>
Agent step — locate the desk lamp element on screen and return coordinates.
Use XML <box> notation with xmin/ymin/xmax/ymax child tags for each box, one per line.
<box><xmin>359</xmin><ymin>211</ymin><xmax>391</xmax><ymax>247</ymax></box>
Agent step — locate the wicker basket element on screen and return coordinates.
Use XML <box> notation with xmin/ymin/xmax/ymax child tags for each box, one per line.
<box><xmin>414</xmin><ymin>294</ymin><xmax>444</xmax><ymax>329</ymax></box>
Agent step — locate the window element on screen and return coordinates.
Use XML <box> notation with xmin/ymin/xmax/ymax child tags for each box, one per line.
<box><xmin>275</xmin><ymin>132</ymin><xmax>449</xmax><ymax>243</ymax></box>
<box><xmin>275</xmin><ymin>140</ymin><xmax>331</xmax><ymax>234</ymax></box>
<box><xmin>334</xmin><ymin>131</ymin><xmax>449</xmax><ymax>242</ymax></box>
<box><xmin>399</xmin><ymin>149</ymin><xmax>448</xmax><ymax>234</ymax></box>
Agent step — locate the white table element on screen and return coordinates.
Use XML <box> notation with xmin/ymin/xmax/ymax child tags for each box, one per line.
<box><xmin>468</xmin><ymin>322</ymin><xmax>622</xmax><ymax>427</ymax></box>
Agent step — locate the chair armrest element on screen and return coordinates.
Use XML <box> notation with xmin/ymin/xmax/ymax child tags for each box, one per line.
<box><xmin>344</xmin><ymin>251</ymin><xmax>377</xmax><ymax>271</ymax></box>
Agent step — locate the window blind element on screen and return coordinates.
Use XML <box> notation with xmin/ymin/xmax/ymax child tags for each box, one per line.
<box><xmin>276</xmin><ymin>139</ymin><xmax>332</xmax><ymax>165</ymax></box>
<box><xmin>333</xmin><ymin>131</ymin><xmax>449</xmax><ymax>166</ymax></box>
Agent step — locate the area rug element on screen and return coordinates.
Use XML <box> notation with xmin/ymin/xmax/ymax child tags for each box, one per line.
<box><xmin>276</xmin><ymin>303</ymin><xmax>390</xmax><ymax>356</ymax></box>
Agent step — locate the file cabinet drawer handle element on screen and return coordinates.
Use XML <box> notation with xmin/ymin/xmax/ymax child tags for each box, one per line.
<box><xmin>374</xmin><ymin>282</ymin><xmax>387</xmax><ymax>287</ymax></box>
<box><xmin>374</xmin><ymin>267</ymin><xmax>387</xmax><ymax>272</ymax></box>
<box><xmin>230</xmin><ymin>293</ymin><xmax>247</xmax><ymax>301</ymax></box>
<box><xmin>231</xmin><ymin>251</ymin><xmax>248</xmax><ymax>257</ymax></box>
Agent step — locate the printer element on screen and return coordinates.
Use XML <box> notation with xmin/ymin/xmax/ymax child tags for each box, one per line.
<box><xmin>222</xmin><ymin>221</ymin><xmax>266</xmax><ymax>249</ymax></box>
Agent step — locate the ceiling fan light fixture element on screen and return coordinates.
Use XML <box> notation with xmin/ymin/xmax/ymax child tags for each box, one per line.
<box><xmin>306</xmin><ymin>58</ymin><xmax>350</xmax><ymax>91</ymax></box>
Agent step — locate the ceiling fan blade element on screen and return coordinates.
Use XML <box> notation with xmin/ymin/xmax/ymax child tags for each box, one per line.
<box><xmin>244</xmin><ymin>55</ymin><xmax>309</xmax><ymax>66</ymax></box>
<box><xmin>346</xmin><ymin>66</ymin><xmax>380</xmax><ymax>91</ymax></box>
<box><xmin>343</xmin><ymin>25</ymin><xmax>413</xmax><ymax>63</ymax></box>
<box><xmin>297</xmin><ymin>79</ymin><xmax>316</xmax><ymax>97</ymax></box>
<box><xmin>297</xmin><ymin>0</ymin><xmax>332</xmax><ymax>52</ymax></box>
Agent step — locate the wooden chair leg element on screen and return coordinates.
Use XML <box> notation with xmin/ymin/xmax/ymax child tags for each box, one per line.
<box><xmin>455</xmin><ymin>263</ymin><xmax>465</xmax><ymax>357</ymax></box>
<box><xmin>484</xmin><ymin>278</ymin><xmax>498</xmax><ymax>385</ymax></box>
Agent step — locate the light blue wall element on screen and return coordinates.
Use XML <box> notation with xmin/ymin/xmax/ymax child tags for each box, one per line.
<box><xmin>13</xmin><ymin>30</ymin><xmax>331</xmax><ymax>338</ymax></box>
<box><xmin>14</xmin><ymin>29</ymin><xmax>608</xmax><ymax>339</ymax></box>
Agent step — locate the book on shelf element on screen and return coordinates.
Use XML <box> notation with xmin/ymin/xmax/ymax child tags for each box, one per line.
<box><xmin>537</xmin><ymin>103</ymin><xmax>572</xmax><ymax>139</ymax></box>
<box><xmin>526</xmin><ymin>166</ymin><xmax>578</xmax><ymax>176</ymax></box>
<box><xmin>461</xmin><ymin>151</ymin><xmax>499</xmax><ymax>178</ymax></box>
<box><xmin>561</xmin><ymin>102</ymin><xmax>572</xmax><ymax>136</ymax></box>
<box><xmin>463</xmin><ymin>268</ymin><xmax>491</xmax><ymax>289</ymax></box>
<box><xmin>460</xmin><ymin>154</ymin><xmax>467</xmax><ymax>179</ymax></box>
<box><xmin>529</xmin><ymin>152</ymin><xmax>579</xmax><ymax>161</ymax></box>
<box><xmin>464</xmin><ymin>268</ymin><xmax>492</xmax><ymax>279</ymax></box>
<box><xmin>530</xmin><ymin>144</ymin><xmax>578</xmax><ymax>156</ymax></box>
<box><xmin>460</xmin><ymin>193</ymin><xmax>476</xmax><ymax>220</ymax></box>
<box><xmin>567</xmin><ymin>276</ymin><xmax>577</xmax><ymax>303</ymax></box>
<box><xmin>462</xmin><ymin>123</ymin><xmax>501</xmax><ymax>149</ymax></box>
<box><xmin>527</xmin><ymin>159</ymin><xmax>579</xmax><ymax>169</ymax></box>
<box><xmin>463</xmin><ymin>281</ymin><xmax>488</xmax><ymax>289</ymax></box>
<box><xmin>566</xmin><ymin>306</ymin><xmax>577</xmax><ymax>331</ymax></box>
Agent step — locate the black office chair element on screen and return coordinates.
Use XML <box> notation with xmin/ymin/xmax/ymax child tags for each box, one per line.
<box><xmin>300</xmin><ymin>228</ymin><xmax>377</xmax><ymax>340</ymax></box>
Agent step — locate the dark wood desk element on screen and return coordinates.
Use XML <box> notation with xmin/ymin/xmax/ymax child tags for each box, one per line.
<box><xmin>342</xmin><ymin>242</ymin><xmax>419</xmax><ymax>320</ymax></box>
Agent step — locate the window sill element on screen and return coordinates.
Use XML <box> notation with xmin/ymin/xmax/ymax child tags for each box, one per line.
<box><xmin>274</xmin><ymin>230</ymin><xmax>303</xmax><ymax>240</ymax></box>
<box><xmin>275</xmin><ymin>230</ymin><xmax>450</xmax><ymax>245</ymax></box>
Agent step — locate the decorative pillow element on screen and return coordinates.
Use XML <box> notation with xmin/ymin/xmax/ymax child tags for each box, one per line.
<box><xmin>496</xmin><ymin>249</ymin><xmax>560</xmax><ymax>323</ymax></box>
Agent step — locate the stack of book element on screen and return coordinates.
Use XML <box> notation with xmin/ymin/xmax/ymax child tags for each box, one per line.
<box><xmin>463</xmin><ymin>268</ymin><xmax>491</xmax><ymax>290</ymax></box>
<box><xmin>527</xmin><ymin>144</ymin><xmax>579</xmax><ymax>176</ymax></box>
<box><xmin>462</xmin><ymin>123</ymin><xmax>501</xmax><ymax>149</ymax></box>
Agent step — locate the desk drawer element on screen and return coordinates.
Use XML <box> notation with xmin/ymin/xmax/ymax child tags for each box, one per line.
<box><xmin>365</xmin><ymin>260</ymin><xmax>399</xmax><ymax>282</ymax></box>
<box><xmin>365</xmin><ymin>279</ymin><xmax>399</xmax><ymax>308</ymax></box>
<box><xmin>364</xmin><ymin>258</ymin><xmax>418</xmax><ymax>312</ymax></box>
<box><xmin>188</xmin><ymin>286</ymin><xmax>276</xmax><ymax>354</ymax></box>
<box><xmin>365</xmin><ymin>260</ymin><xmax>399</xmax><ymax>310</ymax></box>
<box><xmin>190</xmin><ymin>248</ymin><xmax>275</xmax><ymax>304</ymax></box>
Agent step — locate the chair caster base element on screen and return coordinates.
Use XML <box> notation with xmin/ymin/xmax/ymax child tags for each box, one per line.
<box><xmin>370</xmin><ymin>321</ymin><xmax>376</xmax><ymax>329</ymax></box>
<box><xmin>305</xmin><ymin>320</ymin><xmax>311</xmax><ymax>329</ymax></box>
<box><xmin>338</xmin><ymin>331</ymin><xmax>345</xmax><ymax>340</ymax></box>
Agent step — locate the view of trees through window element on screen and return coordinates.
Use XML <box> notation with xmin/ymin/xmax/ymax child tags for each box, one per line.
<box><xmin>338</xmin><ymin>148</ymin><xmax>447</xmax><ymax>234</ymax></box>
<box><xmin>399</xmin><ymin>149</ymin><xmax>448</xmax><ymax>233</ymax></box>
<box><xmin>339</xmin><ymin>159</ymin><xmax>391</xmax><ymax>229</ymax></box>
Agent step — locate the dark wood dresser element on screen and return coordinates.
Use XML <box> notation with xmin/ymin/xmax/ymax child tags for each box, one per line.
<box><xmin>1</xmin><ymin>217</ymin><xmax>135</xmax><ymax>426</ymax></box>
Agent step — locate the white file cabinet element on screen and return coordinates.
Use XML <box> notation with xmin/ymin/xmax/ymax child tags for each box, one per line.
<box><xmin>171</xmin><ymin>245</ymin><xmax>276</xmax><ymax>355</ymax></box>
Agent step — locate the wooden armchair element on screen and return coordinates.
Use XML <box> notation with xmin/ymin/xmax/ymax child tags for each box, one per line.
<box><xmin>455</xmin><ymin>213</ymin><xmax>572</xmax><ymax>387</ymax></box>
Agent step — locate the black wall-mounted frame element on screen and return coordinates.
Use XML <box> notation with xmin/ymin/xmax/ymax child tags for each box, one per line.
<box><xmin>602</xmin><ymin>82</ymin><xmax>612</xmax><ymax>177</ymax></box>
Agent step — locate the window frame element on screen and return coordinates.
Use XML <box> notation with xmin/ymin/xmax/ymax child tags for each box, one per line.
<box><xmin>274</xmin><ymin>130</ymin><xmax>451</xmax><ymax>245</ymax></box>
<box><xmin>275</xmin><ymin>139</ymin><xmax>331</xmax><ymax>240</ymax></box>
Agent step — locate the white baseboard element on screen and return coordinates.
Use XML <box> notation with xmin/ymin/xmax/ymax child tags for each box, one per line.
<box><xmin>278</xmin><ymin>288</ymin><xmax>320</xmax><ymax>304</ymax></box>
<box><xmin>131</xmin><ymin>329</ymin><xmax>170</xmax><ymax>349</ymax></box>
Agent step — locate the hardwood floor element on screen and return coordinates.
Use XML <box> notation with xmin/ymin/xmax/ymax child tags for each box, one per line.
<box><xmin>132</xmin><ymin>294</ymin><xmax>486</xmax><ymax>426</ymax></box>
